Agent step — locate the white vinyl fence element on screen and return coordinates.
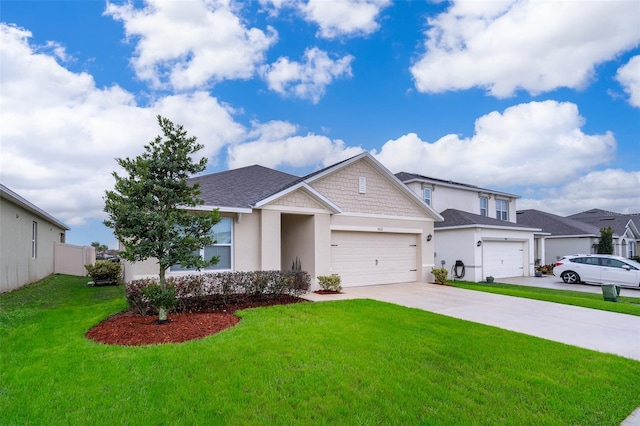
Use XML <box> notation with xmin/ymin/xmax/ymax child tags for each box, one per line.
<box><xmin>54</xmin><ymin>243</ymin><xmax>95</xmax><ymax>276</ymax></box>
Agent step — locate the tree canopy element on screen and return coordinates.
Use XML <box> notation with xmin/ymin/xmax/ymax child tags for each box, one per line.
<box><xmin>103</xmin><ymin>115</ymin><xmax>221</xmax><ymax>289</ymax></box>
<box><xmin>597</xmin><ymin>226</ymin><xmax>614</xmax><ymax>255</ymax></box>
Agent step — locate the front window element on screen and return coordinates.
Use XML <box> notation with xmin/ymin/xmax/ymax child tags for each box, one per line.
<box><xmin>423</xmin><ymin>188</ymin><xmax>431</xmax><ymax>206</ymax></box>
<box><xmin>479</xmin><ymin>196</ymin><xmax>488</xmax><ymax>217</ymax></box>
<box><xmin>496</xmin><ymin>199</ymin><xmax>508</xmax><ymax>221</ymax></box>
<box><xmin>171</xmin><ymin>217</ymin><xmax>232</xmax><ymax>271</ymax></box>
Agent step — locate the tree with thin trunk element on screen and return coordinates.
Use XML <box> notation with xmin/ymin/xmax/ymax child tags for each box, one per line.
<box><xmin>597</xmin><ymin>226</ymin><xmax>614</xmax><ymax>255</ymax></box>
<box><xmin>104</xmin><ymin>115</ymin><xmax>221</xmax><ymax>322</ymax></box>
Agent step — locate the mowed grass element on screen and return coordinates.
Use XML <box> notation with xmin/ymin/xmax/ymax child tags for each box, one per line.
<box><xmin>1</xmin><ymin>275</ymin><xmax>639</xmax><ymax>425</ymax></box>
<box><xmin>449</xmin><ymin>280</ymin><xmax>640</xmax><ymax>316</ymax></box>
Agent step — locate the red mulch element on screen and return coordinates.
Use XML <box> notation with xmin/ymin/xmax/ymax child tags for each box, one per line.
<box><xmin>313</xmin><ymin>290</ymin><xmax>343</xmax><ymax>294</ymax></box>
<box><xmin>86</xmin><ymin>295</ymin><xmax>305</xmax><ymax>346</ymax></box>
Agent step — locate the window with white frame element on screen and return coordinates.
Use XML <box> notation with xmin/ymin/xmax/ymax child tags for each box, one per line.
<box><xmin>31</xmin><ymin>221</ymin><xmax>37</xmax><ymax>259</ymax></box>
<box><xmin>479</xmin><ymin>196</ymin><xmax>488</xmax><ymax>217</ymax></box>
<box><xmin>496</xmin><ymin>199</ymin><xmax>508</xmax><ymax>221</ymax></box>
<box><xmin>423</xmin><ymin>187</ymin><xmax>432</xmax><ymax>206</ymax></box>
<box><xmin>171</xmin><ymin>217</ymin><xmax>232</xmax><ymax>271</ymax></box>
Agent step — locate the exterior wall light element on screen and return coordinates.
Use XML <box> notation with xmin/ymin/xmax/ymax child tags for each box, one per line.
<box><xmin>477</xmin><ymin>240</ymin><xmax>482</xmax><ymax>247</ymax></box>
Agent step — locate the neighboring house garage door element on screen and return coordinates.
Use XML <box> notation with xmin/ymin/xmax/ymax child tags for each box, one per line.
<box><xmin>330</xmin><ymin>231</ymin><xmax>418</xmax><ymax>287</ymax></box>
<box><xmin>482</xmin><ymin>241</ymin><xmax>524</xmax><ymax>278</ymax></box>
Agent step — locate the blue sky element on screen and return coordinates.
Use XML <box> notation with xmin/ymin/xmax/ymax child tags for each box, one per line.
<box><xmin>1</xmin><ymin>0</ymin><xmax>639</xmax><ymax>249</ymax></box>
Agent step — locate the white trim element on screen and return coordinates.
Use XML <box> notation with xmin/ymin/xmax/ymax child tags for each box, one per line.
<box><xmin>400</xmin><ymin>177</ymin><xmax>519</xmax><ymax>199</ymax></box>
<box><xmin>337</xmin><ymin>211</ymin><xmax>435</xmax><ymax>222</ymax></box>
<box><xmin>437</xmin><ymin>224</ymin><xmax>541</xmax><ymax>232</ymax></box>
<box><xmin>260</xmin><ymin>205</ymin><xmax>332</xmax><ymax>214</ymax></box>
<box><xmin>331</xmin><ymin>225</ymin><xmax>423</xmax><ymax>234</ymax></box>
<box><xmin>0</xmin><ymin>184</ymin><xmax>69</xmax><ymax>230</ymax></box>
<box><xmin>180</xmin><ymin>205</ymin><xmax>252</xmax><ymax>214</ymax></box>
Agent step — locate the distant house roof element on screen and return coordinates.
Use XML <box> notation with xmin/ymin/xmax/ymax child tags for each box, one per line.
<box><xmin>516</xmin><ymin>209</ymin><xmax>600</xmax><ymax>236</ymax></box>
<box><xmin>567</xmin><ymin>208</ymin><xmax>640</xmax><ymax>238</ymax></box>
<box><xmin>395</xmin><ymin>172</ymin><xmax>520</xmax><ymax>199</ymax></box>
<box><xmin>436</xmin><ymin>208</ymin><xmax>540</xmax><ymax>231</ymax></box>
<box><xmin>0</xmin><ymin>184</ymin><xmax>69</xmax><ymax>230</ymax></box>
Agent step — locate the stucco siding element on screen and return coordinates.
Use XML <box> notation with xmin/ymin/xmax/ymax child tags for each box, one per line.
<box><xmin>545</xmin><ymin>237</ymin><xmax>596</xmax><ymax>265</ymax></box>
<box><xmin>311</xmin><ymin>161</ymin><xmax>425</xmax><ymax>217</ymax></box>
<box><xmin>1</xmin><ymin>197</ymin><xmax>65</xmax><ymax>292</ymax></box>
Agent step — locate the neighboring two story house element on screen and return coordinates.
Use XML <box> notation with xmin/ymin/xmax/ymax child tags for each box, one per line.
<box><xmin>397</xmin><ymin>173</ymin><xmax>542</xmax><ymax>282</ymax></box>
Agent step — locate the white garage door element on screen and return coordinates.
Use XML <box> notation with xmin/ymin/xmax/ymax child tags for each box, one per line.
<box><xmin>330</xmin><ymin>231</ymin><xmax>418</xmax><ymax>287</ymax></box>
<box><xmin>483</xmin><ymin>241</ymin><xmax>524</xmax><ymax>278</ymax></box>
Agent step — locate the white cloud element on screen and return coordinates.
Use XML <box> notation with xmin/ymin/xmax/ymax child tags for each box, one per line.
<box><xmin>227</xmin><ymin>120</ymin><xmax>364</xmax><ymax>169</ymax></box>
<box><xmin>616</xmin><ymin>55</ymin><xmax>640</xmax><ymax>108</ymax></box>
<box><xmin>0</xmin><ymin>23</ymin><xmax>244</xmax><ymax>226</ymax></box>
<box><xmin>105</xmin><ymin>0</ymin><xmax>277</xmax><ymax>90</ymax></box>
<box><xmin>300</xmin><ymin>0</ymin><xmax>391</xmax><ymax>39</ymax></box>
<box><xmin>372</xmin><ymin>101</ymin><xmax>616</xmax><ymax>187</ymax></box>
<box><xmin>411</xmin><ymin>0</ymin><xmax>640</xmax><ymax>97</ymax></box>
<box><xmin>518</xmin><ymin>169</ymin><xmax>640</xmax><ymax>216</ymax></box>
<box><xmin>262</xmin><ymin>47</ymin><xmax>353</xmax><ymax>103</ymax></box>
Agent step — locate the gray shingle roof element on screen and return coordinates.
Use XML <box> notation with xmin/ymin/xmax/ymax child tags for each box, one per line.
<box><xmin>516</xmin><ymin>209</ymin><xmax>600</xmax><ymax>236</ymax></box>
<box><xmin>436</xmin><ymin>208</ymin><xmax>537</xmax><ymax>229</ymax></box>
<box><xmin>567</xmin><ymin>209</ymin><xmax>640</xmax><ymax>236</ymax></box>
<box><xmin>189</xmin><ymin>165</ymin><xmax>299</xmax><ymax>208</ymax></box>
<box><xmin>395</xmin><ymin>171</ymin><xmax>519</xmax><ymax>198</ymax></box>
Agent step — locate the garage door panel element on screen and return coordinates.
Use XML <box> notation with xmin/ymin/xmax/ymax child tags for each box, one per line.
<box><xmin>331</xmin><ymin>232</ymin><xmax>418</xmax><ymax>287</ymax></box>
<box><xmin>483</xmin><ymin>241</ymin><xmax>524</xmax><ymax>278</ymax></box>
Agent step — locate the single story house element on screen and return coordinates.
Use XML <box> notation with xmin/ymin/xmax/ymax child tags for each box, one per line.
<box><xmin>123</xmin><ymin>153</ymin><xmax>443</xmax><ymax>289</ymax></box>
<box><xmin>517</xmin><ymin>208</ymin><xmax>640</xmax><ymax>264</ymax></box>
<box><xmin>1</xmin><ymin>184</ymin><xmax>69</xmax><ymax>292</ymax></box>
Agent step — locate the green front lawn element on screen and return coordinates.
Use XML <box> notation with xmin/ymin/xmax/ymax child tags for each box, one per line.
<box><xmin>449</xmin><ymin>280</ymin><xmax>640</xmax><ymax>316</ymax></box>
<box><xmin>1</xmin><ymin>275</ymin><xmax>639</xmax><ymax>425</ymax></box>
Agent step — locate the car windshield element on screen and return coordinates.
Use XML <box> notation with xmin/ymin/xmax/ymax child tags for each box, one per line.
<box><xmin>626</xmin><ymin>259</ymin><xmax>640</xmax><ymax>269</ymax></box>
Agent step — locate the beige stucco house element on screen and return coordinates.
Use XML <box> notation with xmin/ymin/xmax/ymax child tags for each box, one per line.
<box><xmin>1</xmin><ymin>184</ymin><xmax>69</xmax><ymax>293</ymax></box>
<box><xmin>123</xmin><ymin>153</ymin><xmax>443</xmax><ymax>289</ymax></box>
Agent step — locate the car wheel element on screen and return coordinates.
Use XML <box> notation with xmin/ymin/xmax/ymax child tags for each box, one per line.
<box><xmin>561</xmin><ymin>271</ymin><xmax>580</xmax><ymax>284</ymax></box>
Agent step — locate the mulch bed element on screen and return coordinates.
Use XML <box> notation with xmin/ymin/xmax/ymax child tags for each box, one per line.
<box><xmin>86</xmin><ymin>295</ymin><xmax>305</xmax><ymax>346</ymax></box>
<box><xmin>313</xmin><ymin>290</ymin><xmax>343</xmax><ymax>294</ymax></box>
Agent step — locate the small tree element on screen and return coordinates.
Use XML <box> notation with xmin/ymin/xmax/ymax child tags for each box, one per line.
<box><xmin>597</xmin><ymin>226</ymin><xmax>614</xmax><ymax>254</ymax></box>
<box><xmin>104</xmin><ymin>115</ymin><xmax>221</xmax><ymax>322</ymax></box>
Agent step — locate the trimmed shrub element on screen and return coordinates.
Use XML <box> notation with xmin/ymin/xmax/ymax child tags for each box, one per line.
<box><xmin>126</xmin><ymin>270</ymin><xmax>311</xmax><ymax>316</ymax></box>
<box><xmin>431</xmin><ymin>267</ymin><xmax>448</xmax><ymax>285</ymax></box>
<box><xmin>317</xmin><ymin>275</ymin><xmax>342</xmax><ymax>292</ymax></box>
<box><xmin>85</xmin><ymin>260</ymin><xmax>121</xmax><ymax>284</ymax></box>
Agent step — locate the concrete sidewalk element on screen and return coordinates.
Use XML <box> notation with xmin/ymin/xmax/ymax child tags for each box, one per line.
<box><xmin>303</xmin><ymin>282</ymin><xmax>640</xmax><ymax>361</ymax></box>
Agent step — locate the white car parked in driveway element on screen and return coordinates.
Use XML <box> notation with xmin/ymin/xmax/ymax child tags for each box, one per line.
<box><xmin>553</xmin><ymin>254</ymin><xmax>640</xmax><ymax>287</ymax></box>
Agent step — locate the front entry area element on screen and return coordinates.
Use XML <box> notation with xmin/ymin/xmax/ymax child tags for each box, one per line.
<box><xmin>330</xmin><ymin>231</ymin><xmax>418</xmax><ymax>287</ymax></box>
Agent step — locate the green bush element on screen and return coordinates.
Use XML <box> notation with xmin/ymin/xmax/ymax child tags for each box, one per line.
<box><xmin>126</xmin><ymin>270</ymin><xmax>311</xmax><ymax>316</ymax></box>
<box><xmin>85</xmin><ymin>260</ymin><xmax>121</xmax><ymax>284</ymax></box>
<box><xmin>141</xmin><ymin>284</ymin><xmax>176</xmax><ymax>320</ymax></box>
<box><xmin>431</xmin><ymin>267</ymin><xmax>448</xmax><ymax>285</ymax></box>
<box><xmin>317</xmin><ymin>275</ymin><xmax>342</xmax><ymax>292</ymax></box>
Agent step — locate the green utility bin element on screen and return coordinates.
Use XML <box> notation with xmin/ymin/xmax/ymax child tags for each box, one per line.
<box><xmin>601</xmin><ymin>283</ymin><xmax>621</xmax><ymax>302</ymax></box>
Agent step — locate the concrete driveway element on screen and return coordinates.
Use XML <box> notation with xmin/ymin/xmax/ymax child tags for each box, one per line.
<box><xmin>497</xmin><ymin>274</ymin><xmax>640</xmax><ymax>297</ymax></box>
<box><xmin>303</xmin><ymin>281</ymin><xmax>640</xmax><ymax>362</ymax></box>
